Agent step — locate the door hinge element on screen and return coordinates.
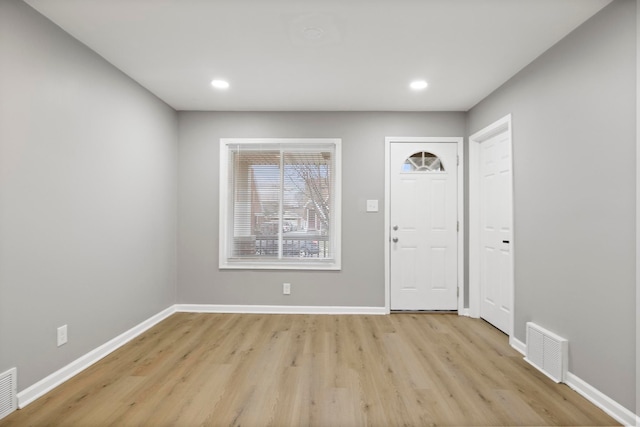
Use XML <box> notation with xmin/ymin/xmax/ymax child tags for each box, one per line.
<box><xmin>457</xmin><ymin>154</ymin><xmax>459</xmax><ymax>166</ymax></box>
<box><xmin>457</xmin><ymin>221</ymin><xmax>459</xmax><ymax>232</ymax></box>
<box><xmin>457</xmin><ymin>287</ymin><xmax>459</xmax><ymax>297</ymax></box>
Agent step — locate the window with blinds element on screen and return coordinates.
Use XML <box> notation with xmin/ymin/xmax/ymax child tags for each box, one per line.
<box><xmin>219</xmin><ymin>138</ymin><xmax>341</xmax><ymax>270</ymax></box>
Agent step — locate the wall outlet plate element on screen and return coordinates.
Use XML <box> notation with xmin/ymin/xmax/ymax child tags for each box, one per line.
<box><xmin>283</xmin><ymin>283</ymin><xmax>291</xmax><ymax>295</ymax></box>
<box><xmin>366</xmin><ymin>199</ymin><xmax>378</xmax><ymax>212</ymax></box>
<box><xmin>57</xmin><ymin>325</ymin><xmax>67</xmax><ymax>347</ymax></box>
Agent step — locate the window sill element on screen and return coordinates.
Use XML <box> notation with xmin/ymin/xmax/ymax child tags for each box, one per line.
<box><xmin>219</xmin><ymin>260</ymin><xmax>341</xmax><ymax>271</ymax></box>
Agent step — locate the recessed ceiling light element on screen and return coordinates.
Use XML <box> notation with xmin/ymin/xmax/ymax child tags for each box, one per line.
<box><xmin>410</xmin><ymin>80</ymin><xmax>428</xmax><ymax>90</ymax></box>
<box><xmin>211</xmin><ymin>79</ymin><xmax>230</xmax><ymax>89</ymax></box>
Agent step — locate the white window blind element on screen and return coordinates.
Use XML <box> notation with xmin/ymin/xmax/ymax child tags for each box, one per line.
<box><xmin>220</xmin><ymin>138</ymin><xmax>341</xmax><ymax>270</ymax></box>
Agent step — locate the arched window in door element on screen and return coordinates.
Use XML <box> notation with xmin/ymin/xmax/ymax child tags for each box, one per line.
<box><xmin>402</xmin><ymin>151</ymin><xmax>445</xmax><ymax>172</ymax></box>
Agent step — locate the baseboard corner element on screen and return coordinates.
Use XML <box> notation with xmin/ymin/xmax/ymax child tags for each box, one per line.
<box><xmin>509</xmin><ymin>336</ymin><xmax>526</xmax><ymax>356</ymax></box>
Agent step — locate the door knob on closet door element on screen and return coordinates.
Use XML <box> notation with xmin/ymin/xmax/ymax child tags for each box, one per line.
<box><xmin>392</xmin><ymin>237</ymin><xmax>398</xmax><ymax>243</ymax></box>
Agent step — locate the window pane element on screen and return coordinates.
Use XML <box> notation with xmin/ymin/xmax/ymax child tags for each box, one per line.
<box><xmin>403</xmin><ymin>151</ymin><xmax>445</xmax><ymax>172</ymax></box>
<box><xmin>230</xmin><ymin>149</ymin><xmax>280</xmax><ymax>257</ymax></box>
<box><xmin>283</xmin><ymin>151</ymin><xmax>332</xmax><ymax>259</ymax></box>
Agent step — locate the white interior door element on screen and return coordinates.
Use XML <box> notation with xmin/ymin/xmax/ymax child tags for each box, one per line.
<box><xmin>390</xmin><ymin>142</ymin><xmax>458</xmax><ymax>310</ymax></box>
<box><xmin>478</xmin><ymin>130</ymin><xmax>513</xmax><ymax>333</ymax></box>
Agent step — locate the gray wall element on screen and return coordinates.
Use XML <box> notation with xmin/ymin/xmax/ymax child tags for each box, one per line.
<box><xmin>0</xmin><ymin>0</ymin><xmax>178</xmax><ymax>391</ymax></box>
<box><xmin>467</xmin><ymin>0</ymin><xmax>636</xmax><ymax>411</ymax></box>
<box><xmin>177</xmin><ymin>112</ymin><xmax>465</xmax><ymax>306</ymax></box>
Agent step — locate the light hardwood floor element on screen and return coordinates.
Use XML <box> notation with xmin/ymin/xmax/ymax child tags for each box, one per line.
<box><xmin>1</xmin><ymin>313</ymin><xmax>619</xmax><ymax>426</ymax></box>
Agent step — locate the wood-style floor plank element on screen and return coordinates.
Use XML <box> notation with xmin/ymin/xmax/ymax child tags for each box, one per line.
<box><xmin>0</xmin><ymin>313</ymin><xmax>620</xmax><ymax>426</ymax></box>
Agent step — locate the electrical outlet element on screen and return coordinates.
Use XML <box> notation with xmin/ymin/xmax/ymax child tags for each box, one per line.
<box><xmin>283</xmin><ymin>282</ymin><xmax>291</xmax><ymax>295</ymax></box>
<box><xmin>57</xmin><ymin>325</ymin><xmax>67</xmax><ymax>347</ymax></box>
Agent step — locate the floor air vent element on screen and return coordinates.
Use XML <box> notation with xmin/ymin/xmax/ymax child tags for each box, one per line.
<box><xmin>525</xmin><ymin>322</ymin><xmax>567</xmax><ymax>383</ymax></box>
<box><xmin>0</xmin><ymin>368</ymin><xmax>17</xmax><ymax>420</ymax></box>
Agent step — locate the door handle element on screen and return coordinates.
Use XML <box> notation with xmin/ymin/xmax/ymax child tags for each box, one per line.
<box><xmin>392</xmin><ymin>237</ymin><xmax>398</xmax><ymax>243</ymax></box>
<box><xmin>502</xmin><ymin>240</ymin><xmax>510</xmax><ymax>244</ymax></box>
<box><xmin>393</xmin><ymin>225</ymin><xmax>398</xmax><ymax>231</ymax></box>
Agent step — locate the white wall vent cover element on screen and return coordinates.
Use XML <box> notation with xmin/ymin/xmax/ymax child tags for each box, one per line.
<box><xmin>0</xmin><ymin>368</ymin><xmax>17</xmax><ymax>420</ymax></box>
<box><xmin>525</xmin><ymin>322</ymin><xmax>568</xmax><ymax>383</ymax></box>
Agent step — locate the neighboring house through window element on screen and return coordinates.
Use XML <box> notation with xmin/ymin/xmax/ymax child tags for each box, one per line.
<box><xmin>219</xmin><ymin>138</ymin><xmax>341</xmax><ymax>270</ymax></box>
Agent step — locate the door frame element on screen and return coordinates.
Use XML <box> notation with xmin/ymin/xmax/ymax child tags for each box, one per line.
<box><xmin>469</xmin><ymin>114</ymin><xmax>515</xmax><ymax>339</ymax></box>
<box><xmin>384</xmin><ymin>137</ymin><xmax>464</xmax><ymax>313</ymax></box>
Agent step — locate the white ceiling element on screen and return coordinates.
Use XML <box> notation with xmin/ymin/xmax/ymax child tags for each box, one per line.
<box><xmin>24</xmin><ymin>0</ymin><xmax>612</xmax><ymax>112</ymax></box>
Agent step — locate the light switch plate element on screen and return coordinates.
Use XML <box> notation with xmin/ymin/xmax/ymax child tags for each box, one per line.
<box><xmin>366</xmin><ymin>199</ymin><xmax>378</xmax><ymax>212</ymax></box>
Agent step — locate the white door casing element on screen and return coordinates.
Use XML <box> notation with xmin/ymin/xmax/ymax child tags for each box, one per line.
<box><xmin>470</xmin><ymin>115</ymin><xmax>514</xmax><ymax>336</ymax></box>
<box><xmin>385</xmin><ymin>138</ymin><xmax>464</xmax><ymax>312</ymax></box>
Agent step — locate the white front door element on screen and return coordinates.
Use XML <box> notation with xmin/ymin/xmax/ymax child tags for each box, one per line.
<box><xmin>478</xmin><ymin>130</ymin><xmax>513</xmax><ymax>334</ymax></box>
<box><xmin>390</xmin><ymin>142</ymin><xmax>458</xmax><ymax>310</ymax></box>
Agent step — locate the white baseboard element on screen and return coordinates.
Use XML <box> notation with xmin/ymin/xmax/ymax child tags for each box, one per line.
<box><xmin>175</xmin><ymin>304</ymin><xmax>387</xmax><ymax>315</ymax></box>
<box><xmin>458</xmin><ymin>308</ymin><xmax>471</xmax><ymax>317</ymax></box>
<box><xmin>510</xmin><ymin>336</ymin><xmax>526</xmax><ymax>356</ymax></box>
<box><xmin>17</xmin><ymin>305</ymin><xmax>176</xmax><ymax>408</ymax></box>
<box><xmin>15</xmin><ymin>303</ymin><xmax>382</xmax><ymax>409</ymax></box>
<box><xmin>564</xmin><ymin>372</ymin><xmax>638</xmax><ymax>427</ymax></box>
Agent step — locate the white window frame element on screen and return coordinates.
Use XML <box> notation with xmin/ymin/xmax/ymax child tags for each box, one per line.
<box><xmin>219</xmin><ymin>138</ymin><xmax>342</xmax><ymax>270</ymax></box>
